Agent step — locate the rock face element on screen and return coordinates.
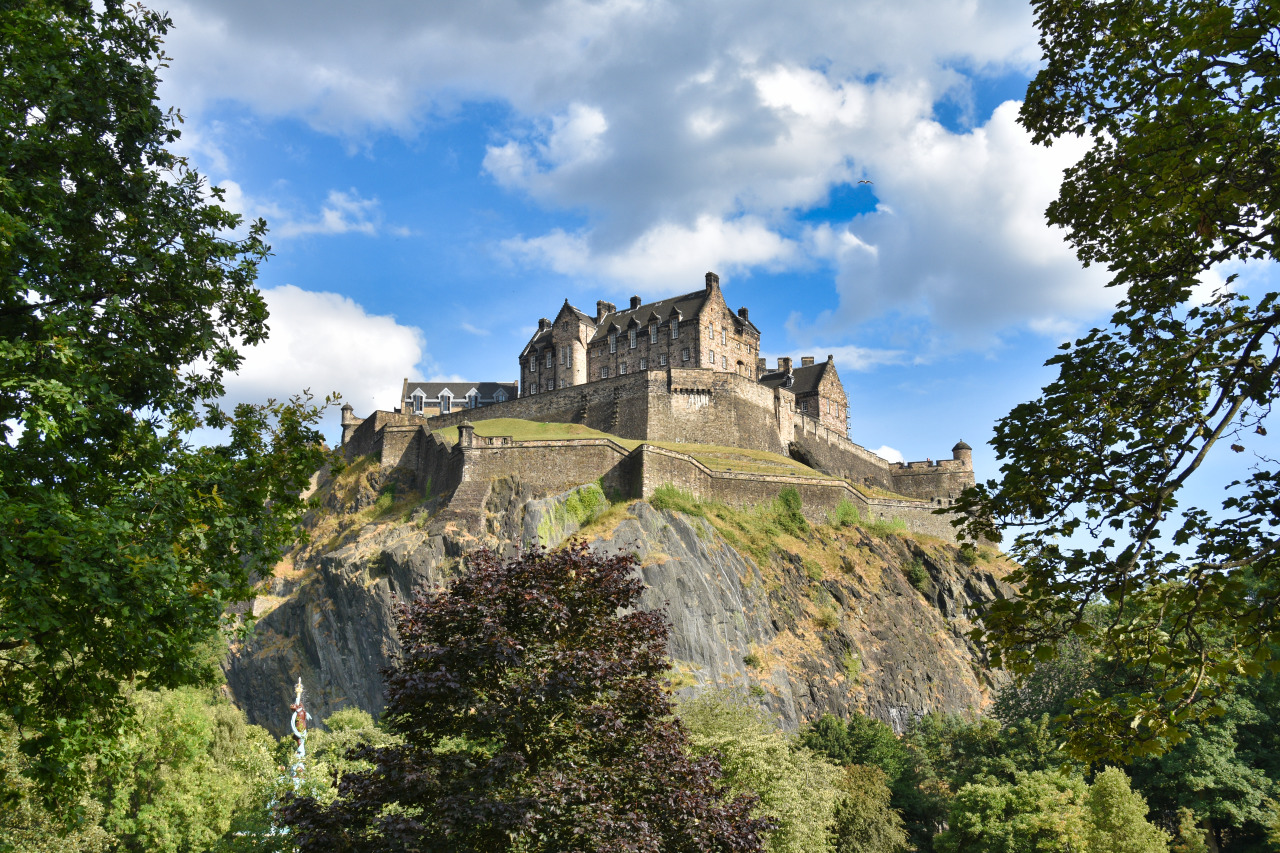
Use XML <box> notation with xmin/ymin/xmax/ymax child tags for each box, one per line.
<box><xmin>225</xmin><ymin>461</ymin><xmax>1012</xmax><ymax>737</ymax></box>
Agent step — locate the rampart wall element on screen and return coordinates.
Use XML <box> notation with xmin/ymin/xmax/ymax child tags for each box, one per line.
<box><xmin>342</xmin><ymin>417</ymin><xmax>961</xmax><ymax>542</ymax></box>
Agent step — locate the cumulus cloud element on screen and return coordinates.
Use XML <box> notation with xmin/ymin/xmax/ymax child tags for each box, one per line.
<box><xmin>221</xmin><ymin>285</ymin><xmax>429</xmax><ymax>441</ymax></box>
<box><xmin>873</xmin><ymin>445</ymin><xmax>905</xmax><ymax>464</ymax></box>
<box><xmin>160</xmin><ymin>0</ymin><xmax>1108</xmax><ymax>351</ymax></box>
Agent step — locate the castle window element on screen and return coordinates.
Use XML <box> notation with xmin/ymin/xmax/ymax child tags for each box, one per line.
<box><xmin>600</xmin><ymin>366</ymin><xmax>609</xmax><ymax>378</ymax></box>
<box><xmin>531</xmin><ymin>385</ymin><xmax>537</xmax><ymax>395</ymax></box>
<box><xmin>721</xmin><ymin>328</ymin><xmax>726</xmax><ymax>345</ymax></box>
<box><xmin>440</xmin><ymin>395</ymin><xmax>452</xmax><ymax>415</ymax></box>
<box><xmin>682</xmin><ymin>347</ymin><xmax>690</xmax><ymax>362</ymax></box>
<box><xmin>708</xmin><ymin>349</ymin><xmax>715</xmax><ymax>365</ymax></box>
<box><xmin>546</xmin><ymin>351</ymin><xmax>553</xmax><ymax>369</ymax></box>
<box><xmin>629</xmin><ymin>328</ymin><xmax>637</xmax><ymax>349</ymax></box>
<box><xmin>801</xmin><ymin>400</ymin><xmax>808</xmax><ymax>412</ymax></box>
<box><xmin>640</xmin><ymin>357</ymin><xmax>647</xmax><ymax>370</ymax></box>
<box><xmin>610</xmin><ymin>333</ymin><xmax>617</xmax><ymax>353</ymax></box>
<box><xmin>619</xmin><ymin>362</ymin><xmax>628</xmax><ymax>375</ymax></box>
<box><xmin>650</xmin><ymin>323</ymin><xmax>658</xmax><ymax>343</ymax></box>
<box><xmin>659</xmin><ymin>352</ymin><xmax>667</xmax><ymax>366</ymax></box>
<box><xmin>721</xmin><ymin>355</ymin><xmax>727</xmax><ymax>369</ymax></box>
<box><xmin>671</xmin><ymin>318</ymin><xmax>679</xmax><ymax>338</ymax></box>
<box><xmin>560</xmin><ymin>347</ymin><xmax>566</xmax><ymax>365</ymax></box>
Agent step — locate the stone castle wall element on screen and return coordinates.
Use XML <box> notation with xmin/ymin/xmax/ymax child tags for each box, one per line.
<box><xmin>341</xmin><ymin>418</ymin><xmax>962</xmax><ymax>542</ymax></box>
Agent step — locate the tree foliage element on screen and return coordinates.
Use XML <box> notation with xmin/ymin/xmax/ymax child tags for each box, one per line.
<box><xmin>278</xmin><ymin>544</ymin><xmax>772</xmax><ymax>852</ymax></box>
<box><xmin>0</xmin><ymin>0</ymin><xmax>328</xmax><ymax>780</ymax></box>
<box><xmin>828</xmin><ymin>765</ymin><xmax>908</xmax><ymax>853</ymax></box>
<box><xmin>957</xmin><ymin>0</ymin><xmax>1280</xmax><ymax>759</ymax></box>
<box><xmin>680</xmin><ymin>691</ymin><xmax>845</xmax><ymax>853</ymax></box>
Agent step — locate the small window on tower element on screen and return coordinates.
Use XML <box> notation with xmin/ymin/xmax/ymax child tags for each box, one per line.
<box><xmin>721</xmin><ymin>328</ymin><xmax>726</xmax><ymax>345</ymax></box>
<box><xmin>721</xmin><ymin>355</ymin><xmax>727</xmax><ymax>369</ymax></box>
<box><xmin>640</xmin><ymin>357</ymin><xmax>647</xmax><ymax>370</ymax></box>
<box><xmin>682</xmin><ymin>347</ymin><xmax>690</xmax><ymax>362</ymax></box>
<box><xmin>709</xmin><ymin>349</ymin><xmax>715</xmax><ymax>365</ymax></box>
<box><xmin>659</xmin><ymin>352</ymin><xmax>667</xmax><ymax>366</ymax></box>
<box><xmin>560</xmin><ymin>347</ymin><xmax>566</xmax><ymax>365</ymax></box>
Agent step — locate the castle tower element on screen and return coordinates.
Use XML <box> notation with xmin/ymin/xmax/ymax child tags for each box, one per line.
<box><xmin>952</xmin><ymin>440</ymin><xmax>973</xmax><ymax>468</ymax></box>
<box><xmin>340</xmin><ymin>402</ymin><xmax>362</xmax><ymax>447</ymax></box>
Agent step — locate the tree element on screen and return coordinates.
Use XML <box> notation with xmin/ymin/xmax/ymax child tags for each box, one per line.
<box><xmin>277</xmin><ymin>544</ymin><xmax>773</xmax><ymax>852</ymax></box>
<box><xmin>957</xmin><ymin>0</ymin><xmax>1280</xmax><ymax>760</ymax></box>
<box><xmin>800</xmin><ymin>713</ymin><xmax>911</xmax><ymax>788</ymax></box>
<box><xmin>829</xmin><ymin>765</ymin><xmax>909</xmax><ymax>853</ymax></box>
<box><xmin>680</xmin><ymin>690</ymin><xmax>845</xmax><ymax>853</ymax></box>
<box><xmin>1087</xmin><ymin>767</ymin><xmax>1171</xmax><ymax>853</ymax></box>
<box><xmin>932</xmin><ymin>770</ymin><xmax>1091</xmax><ymax>853</ymax></box>
<box><xmin>0</xmin><ymin>0</ymin><xmax>327</xmax><ymax>783</ymax></box>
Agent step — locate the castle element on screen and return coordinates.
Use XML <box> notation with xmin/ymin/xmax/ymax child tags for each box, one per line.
<box><xmin>341</xmin><ymin>272</ymin><xmax>974</xmax><ymax>541</ymax></box>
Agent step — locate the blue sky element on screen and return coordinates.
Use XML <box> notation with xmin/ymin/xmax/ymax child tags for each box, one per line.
<box><xmin>159</xmin><ymin>0</ymin><xmax>1123</xmax><ymax>481</ymax></box>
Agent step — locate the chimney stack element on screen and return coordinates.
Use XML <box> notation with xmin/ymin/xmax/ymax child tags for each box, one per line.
<box><xmin>538</xmin><ymin>317</ymin><xmax>551</xmax><ymax>331</ymax></box>
<box><xmin>801</xmin><ymin>356</ymin><xmax>815</xmax><ymax>367</ymax></box>
<box><xmin>778</xmin><ymin>357</ymin><xmax>792</xmax><ymax>372</ymax></box>
<box><xmin>596</xmin><ymin>301</ymin><xmax>615</xmax><ymax>322</ymax></box>
<box><xmin>757</xmin><ymin>357</ymin><xmax>767</xmax><ymax>371</ymax></box>
<box><xmin>630</xmin><ymin>295</ymin><xmax>642</xmax><ymax>310</ymax></box>
<box><xmin>705</xmin><ymin>271</ymin><xmax>720</xmax><ymax>292</ymax></box>
<box><xmin>738</xmin><ymin>306</ymin><xmax>749</xmax><ymax>321</ymax></box>
<box><xmin>827</xmin><ymin>354</ymin><xmax>834</xmax><ymax>363</ymax></box>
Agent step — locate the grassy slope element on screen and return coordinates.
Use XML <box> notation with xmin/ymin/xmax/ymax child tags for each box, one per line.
<box><xmin>432</xmin><ymin>417</ymin><xmax>844</xmax><ymax>480</ymax></box>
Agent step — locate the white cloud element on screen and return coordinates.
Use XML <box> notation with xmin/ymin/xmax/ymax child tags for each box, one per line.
<box><xmin>873</xmin><ymin>445</ymin><xmax>905</xmax><ymax>464</ymax></box>
<box><xmin>222</xmin><ymin>285</ymin><xmax>429</xmax><ymax>441</ymax></box>
<box><xmin>159</xmin><ymin>0</ymin><xmax>1112</xmax><ymax>352</ymax></box>
<box><xmin>214</xmin><ymin>183</ymin><xmax>388</xmax><ymax>240</ymax></box>
<box><xmin>503</xmin><ymin>215</ymin><xmax>800</xmax><ymax>290</ymax></box>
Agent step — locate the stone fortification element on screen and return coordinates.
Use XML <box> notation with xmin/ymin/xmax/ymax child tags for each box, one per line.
<box><xmin>339</xmin><ymin>413</ymin><xmax>962</xmax><ymax>542</ymax></box>
<box><xmin>412</xmin><ymin>364</ymin><xmax>973</xmax><ymax>504</ymax></box>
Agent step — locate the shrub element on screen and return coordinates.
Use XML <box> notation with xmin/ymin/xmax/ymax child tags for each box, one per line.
<box><xmin>830</xmin><ymin>499</ymin><xmax>861</xmax><ymax>528</ymax></box>
<box><xmin>841</xmin><ymin>650</ymin><xmax>862</xmax><ymax>682</ymax></box>
<box><xmin>904</xmin><ymin>560</ymin><xmax>929</xmax><ymax>591</ymax></box>
<box><xmin>775</xmin><ymin>487</ymin><xmax>809</xmax><ymax>536</ymax></box>
<box><xmin>957</xmin><ymin>543</ymin><xmax>979</xmax><ymax>566</ymax></box>
<box><xmin>815</xmin><ymin>607</ymin><xmax>840</xmax><ymax>631</ymax></box>
<box><xmin>743</xmin><ymin>651</ymin><xmax>763</xmax><ymax>669</ymax></box>
<box><xmin>804</xmin><ymin>559</ymin><xmax>824</xmax><ymax>581</ymax></box>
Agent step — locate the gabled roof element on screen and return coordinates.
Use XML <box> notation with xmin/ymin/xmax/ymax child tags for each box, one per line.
<box><xmin>405</xmin><ymin>381</ymin><xmax>518</xmax><ymax>400</ymax></box>
<box><xmin>758</xmin><ymin>361</ymin><xmax>830</xmax><ymax>395</ymax></box>
<box><xmin>589</xmin><ymin>289</ymin><xmax>709</xmax><ymax>343</ymax></box>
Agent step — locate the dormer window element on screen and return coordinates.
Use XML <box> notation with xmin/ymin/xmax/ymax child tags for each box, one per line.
<box><xmin>467</xmin><ymin>390</ymin><xmax>479</xmax><ymax>408</ymax></box>
<box><xmin>629</xmin><ymin>328</ymin><xmax>637</xmax><ymax>349</ymax></box>
<box><xmin>671</xmin><ymin>318</ymin><xmax>679</xmax><ymax>339</ymax></box>
<box><xmin>411</xmin><ymin>390</ymin><xmax>426</xmax><ymax>414</ymax></box>
<box><xmin>609</xmin><ymin>333</ymin><xmax>617</xmax><ymax>353</ymax></box>
<box><xmin>495</xmin><ymin>389</ymin><xmax>508</xmax><ymax>403</ymax></box>
<box><xmin>439</xmin><ymin>391</ymin><xmax>453</xmax><ymax>415</ymax></box>
<box><xmin>650</xmin><ymin>323</ymin><xmax>658</xmax><ymax>343</ymax></box>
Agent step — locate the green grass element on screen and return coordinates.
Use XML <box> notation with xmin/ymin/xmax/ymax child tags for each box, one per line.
<box><xmin>841</xmin><ymin>650</ymin><xmax>862</xmax><ymax>682</ymax></box>
<box><xmin>433</xmin><ymin>418</ymin><xmax>828</xmax><ymax>479</ymax></box>
<box><xmin>828</xmin><ymin>499</ymin><xmax>861</xmax><ymax>528</ymax></box>
<box><xmin>866</xmin><ymin>515</ymin><xmax>908</xmax><ymax>537</ymax></box>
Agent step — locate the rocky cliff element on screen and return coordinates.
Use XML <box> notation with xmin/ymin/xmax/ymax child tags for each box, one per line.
<box><xmin>225</xmin><ymin>457</ymin><xmax>1013</xmax><ymax>737</ymax></box>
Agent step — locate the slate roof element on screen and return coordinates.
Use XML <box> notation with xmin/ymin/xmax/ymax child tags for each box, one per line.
<box><xmin>589</xmin><ymin>289</ymin><xmax>712</xmax><ymax>342</ymax></box>
<box><xmin>758</xmin><ymin>361</ymin><xmax>829</xmax><ymax>395</ymax></box>
<box><xmin>405</xmin><ymin>381</ymin><xmax>517</xmax><ymax>400</ymax></box>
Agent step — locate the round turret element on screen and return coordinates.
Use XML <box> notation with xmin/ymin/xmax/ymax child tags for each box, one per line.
<box><xmin>952</xmin><ymin>440</ymin><xmax>972</xmax><ymax>467</ymax></box>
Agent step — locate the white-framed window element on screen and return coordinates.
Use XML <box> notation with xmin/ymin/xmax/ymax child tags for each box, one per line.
<box><xmin>682</xmin><ymin>347</ymin><xmax>690</xmax><ymax>362</ymax></box>
<box><xmin>609</xmin><ymin>333</ymin><xmax>617</xmax><ymax>353</ymax></box>
<box><xmin>629</xmin><ymin>328</ymin><xmax>637</xmax><ymax>349</ymax></box>
<box><xmin>721</xmin><ymin>328</ymin><xmax>726</xmax><ymax>345</ymax></box>
<box><xmin>560</xmin><ymin>346</ymin><xmax>566</xmax><ymax>365</ymax></box>
<box><xmin>650</xmin><ymin>323</ymin><xmax>658</xmax><ymax>343</ymax></box>
<box><xmin>801</xmin><ymin>400</ymin><xmax>809</xmax><ymax>412</ymax></box>
<box><xmin>547</xmin><ymin>381</ymin><xmax>554</xmax><ymax>392</ymax></box>
<box><xmin>659</xmin><ymin>352</ymin><xmax>667</xmax><ymax>366</ymax></box>
<box><xmin>440</xmin><ymin>394</ymin><xmax>452</xmax><ymax>415</ymax></box>
<box><xmin>531</xmin><ymin>385</ymin><xmax>537</xmax><ymax>395</ymax></box>
<box><xmin>468</xmin><ymin>391</ymin><xmax>479</xmax><ymax>408</ymax></box>
<box><xmin>529</xmin><ymin>358</ymin><xmax>536</xmax><ymax>372</ymax></box>
<box><xmin>495</xmin><ymin>389</ymin><xmax>507</xmax><ymax>403</ymax></box>
<box><xmin>546</xmin><ymin>351</ymin><xmax>553</xmax><ymax>369</ymax></box>
<box><xmin>560</xmin><ymin>379</ymin><xmax>567</xmax><ymax>388</ymax></box>
<box><xmin>640</xmin><ymin>357</ymin><xmax>648</xmax><ymax>370</ymax></box>
<box><xmin>619</xmin><ymin>362</ymin><xmax>628</xmax><ymax>375</ymax></box>
<box><xmin>722</xmin><ymin>355</ymin><xmax>727</xmax><ymax>369</ymax></box>
<box><xmin>671</xmin><ymin>318</ymin><xmax>679</xmax><ymax>338</ymax></box>
<box><xmin>709</xmin><ymin>349</ymin><xmax>715</xmax><ymax>364</ymax></box>
<box><xmin>601</xmin><ymin>366</ymin><xmax>609</xmax><ymax>378</ymax></box>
